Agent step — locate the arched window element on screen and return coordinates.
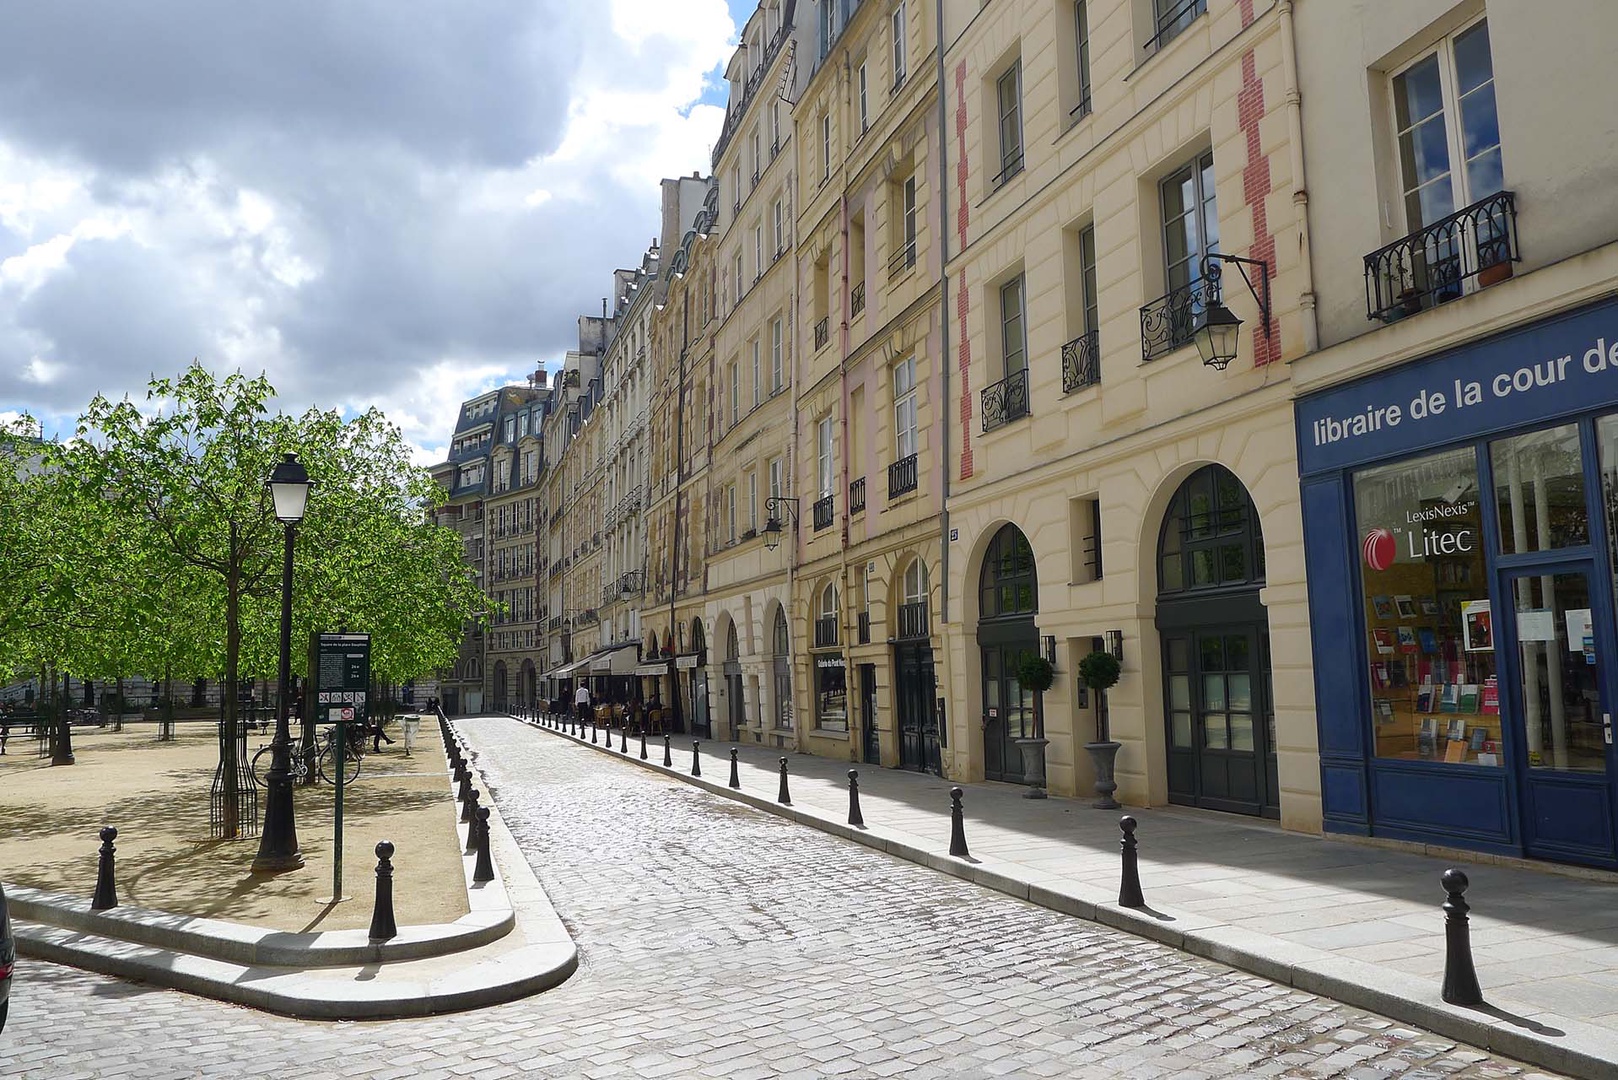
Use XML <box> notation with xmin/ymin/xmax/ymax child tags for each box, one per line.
<box><xmin>726</xmin><ymin>621</ymin><xmax>740</xmax><ymax>661</ymax></box>
<box><xmin>691</xmin><ymin>618</ymin><xmax>707</xmax><ymax>663</ymax></box>
<box><xmin>815</xmin><ymin>582</ymin><xmax>840</xmax><ymax>647</ymax></box>
<box><xmin>1157</xmin><ymin>464</ymin><xmax>1266</xmax><ymax>596</ymax></box>
<box><xmin>903</xmin><ymin>558</ymin><xmax>929</xmax><ymax>606</ymax></box>
<box><xmin>772</xmin><ymin>606</ymin><xmax>790</xmax><ymax>656</ymax></box>
<box><xmin>979</xmin><ymin>525</ymin><xmax>1037</xmax><ymax>619</ymax></box>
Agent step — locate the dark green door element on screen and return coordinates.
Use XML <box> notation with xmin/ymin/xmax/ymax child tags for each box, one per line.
<box><xmin>982</xmin><ymin>642</ymin><xmax>1037</xmax><ymax>784</ymax></box>
<box><xmin>1164</xmin><ymin>625</ymin><xmax>1277</xmax><ymax>817</ymax></box>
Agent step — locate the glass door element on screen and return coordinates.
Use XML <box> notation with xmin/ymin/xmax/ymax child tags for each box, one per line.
<box><xmin>1500</xmin><ymin>563</ymin><xmax>1617</xmax><ymax>865</ymax></box>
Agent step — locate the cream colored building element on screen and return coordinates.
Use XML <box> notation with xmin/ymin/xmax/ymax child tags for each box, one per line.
<box><xmin>1287</xmin><ymin>0</ymin><xmax>1618</xmax><ymax>868</ymax></box>
<box><xmin>484</xmin><ymin>383</ymin><xmax>547</xmax><ymax>710</ymax></box>
<box><xmin>787</xmin><ymin>0</ymin><xmax>948</xmax><ymax>771</ymax></box>
<box><xmin>936</xmin><ymin>0</ymin><xmax>1318</xmax><ymax>829</ymax></box>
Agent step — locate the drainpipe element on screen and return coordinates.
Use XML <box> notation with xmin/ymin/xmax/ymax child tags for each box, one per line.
<box><xmin>1278</xmin><ymin>0</ymin><xmax>1318</xmax><ymax>354</ymax></box>
<box><xmin>669</xmin><ymin>298</ymin><xmax>689</xmax><ymax>732</ymax></box>
<box><xmin>838</xmin><ymin>187</ymin><xmax>854</xmax><ymax>760</ymax></box>
<box><xmin>934</xmin><ymin>0</ymin><xmax>953</xmax><ymax>774</ymax></box>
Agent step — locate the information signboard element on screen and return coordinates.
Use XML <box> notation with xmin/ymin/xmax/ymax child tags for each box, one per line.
<box><xmin>313</xmin><ymin>632</ymin><xmax>370</xmax><ymax>723</ymax></box>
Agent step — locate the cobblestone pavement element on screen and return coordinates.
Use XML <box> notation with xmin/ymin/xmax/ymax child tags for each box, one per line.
<box><xmin>0</xmin><ymin>717</ymin><xmax>1565</xmax><ymax>1079</ymax></box>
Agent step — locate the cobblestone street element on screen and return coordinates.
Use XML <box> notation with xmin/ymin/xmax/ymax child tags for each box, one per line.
<box><xmin>0</xmin><ymin>717</ymin><xmax>1564</xmax><ymax>1079</ymax></box>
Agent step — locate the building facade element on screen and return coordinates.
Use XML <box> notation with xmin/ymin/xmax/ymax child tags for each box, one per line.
<box><xmin>1291</xmin><ymin>0</ymin><xmax>1618</xmax><ymax>868</ymax></box>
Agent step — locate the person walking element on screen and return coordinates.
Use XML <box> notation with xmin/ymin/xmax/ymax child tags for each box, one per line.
<box><xmin>574</xmin><ymin>682</ymin><xmax>592</xmax><ymax>726</ymax></box>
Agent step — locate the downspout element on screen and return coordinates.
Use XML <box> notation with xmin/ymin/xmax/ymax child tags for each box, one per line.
<box><xmin>934</xmin><ymin>0</ymin><xmax>951</xmax><ymax>626</ymax></box>
<box><xmin>670</xmin><ymin>297</ymin><xmax>689</xmax><ymax>731</ymax></box>
<box><xmin>838</xmin><ymin>187</ymin><xmax>854</xmax><ymax>760</ymax></box>
<box><xmin>1278</xmin><ymin>0</ymin><xmax>1318</xmax><ymax>354</ymax></box>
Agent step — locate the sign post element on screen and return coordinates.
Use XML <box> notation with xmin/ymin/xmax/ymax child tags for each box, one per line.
<box><xmin>314</xmin><ymin>633</ymin><xmax>370</xmax><ymax>904</ymax></box>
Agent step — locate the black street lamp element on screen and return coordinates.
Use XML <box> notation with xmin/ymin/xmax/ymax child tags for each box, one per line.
<box><xmin>253</xmin><ymin>452</ymin><xmax>311</xmax><ymax>873</ymax></box>
<box><xmin>1192</xmin><ymin>252</ymin><xmax>1272</xmax><ymax>371</ymax></box>
<box><xmin>763</xmin><ymin>496</ymin><xmax>800</xmax><ymax>552</ymax></box>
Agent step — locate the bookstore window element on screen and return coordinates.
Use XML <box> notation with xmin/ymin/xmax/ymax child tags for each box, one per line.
<box><xmin>1353</xmin><ymin>446</ymin><xmax>1501</xmax><ymax>765</ymax></box>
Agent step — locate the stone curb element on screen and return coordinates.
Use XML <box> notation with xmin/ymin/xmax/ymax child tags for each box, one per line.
<box><xmin>10</xmin><ymin>733</ymin><xmax>578</xmax><ymax>1019</ymax></box>
<box><xmin>518</xmin><ymin>714</ymin><xmax>1618</xmax><ymax>1080</ymax></box>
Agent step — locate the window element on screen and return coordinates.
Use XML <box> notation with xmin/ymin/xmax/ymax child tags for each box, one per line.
<box><xmin>995</xmin><ymin>62</ymin><xmax>1023</xmax><ymax>186</ymax></box>
<box><xmin>1073</xmin><ymin>1</ymin><xmax>1092</xmax><ymax>119</ymax></box>
<box><xmin>1146</xmin><ymin>150</ymin><xmax>1219</xmax><ymax>359</ymax></box>
<box><xmin>519</xmin><ymin>412</ymin><xmax>530</xmax><ymax>437</ymax></box>
<box><xmin>814</xmin><ymin>584</ymin><xmax>846</xmax><ymax>729</ymax></box>
<box><xmin>821</xmin><ymin>0</ymin><xmax>837</xmax><ymax>57</ymax></box>
<box><xmin>1071</xmin><ymin>496</ymin><xmax>1103</xmax><ymax>582</ymax></box>
<box><xmin>747</xmin><ymin>470</ymin><xmax>758</xmax><ymax>531</ymax></box>
<box><xmin>1080</xmin><ymin>224</ymin><xmax>1098</xmax><ymax>333</ymax></box>
<box><xmin>735</xmin><ymin>251</ymin><xmax>745</xmax><ymax>298</ymax></box>
<box><xmin>771</xmin><ymin>101</ymin><xmax>781</xmax><ymax>151</ymax></box>
<box><xmin>1392</xmin><ymin>19</ymin><xmax>1502</xmax><ymax>231</ymax></box>
<box><xmin>893</xmin><ymin>357</ymin><xmax>917</xmax><ymax>459</ymax></box>
<box><xmin>818</xmin><ymin>417</ymin><xmax>835</xmax><ymax>498</ymax></box>
<box><xmin>892</xmin><ymin>3</ymin><xmax>907</xmax><ymax>88</ymax></box>
<box><xmin>504</xmin><ymin>416</ymin><xmax>516</xmax><ymax>442</ymax></box>
<box><xmin>858</xmin><ymin>62</ymin><xmax>869</xmax><ymax>133</ymax></box>
<box><xmin>769</xmin><ymin>456</ymin><xmax>784</xmax><ymax>502</ymax></box>
<box><xmin>892</xmin><ymin>174</ymin><xmax>917</xmax><ymax>274</ymax></box>
<box><xmin>980</xmin><ymin>525</ymin><xmax>1037</xmax><ymax>618</ymax></box>
<box><xmin>821</xmin><ymin>112</ymin><xmax>832</xmax><ymax>180</ymax></box>
<box><xmin>751</xmin><ymin>340</ymin><xmax>762</xmax><ymax>406</ymax></box>
<box><xmin>1149</xmin><ymin>0</ymin><xmax>1206</xmax><ymax>54</ymax></box>
<box><xmin>730</xmin><ymin>362</ymin><xmax>740</xmax><ymax>426</ymax></box>
<box><xmin>1353</xmin><ymin>446</ymin><xmax>1499</xmax><ymax>767</ymax></box>
<box><xmin>773</xmin><ymin>201</ymin><xmax>784</xmax><ymax>254</ymax></box>
<box><xmin>1158</xmin><ymin>464</ymin><xmax>1263</xmax><ymax>595</ymax></box>
<box><xmin>1000</xmin><ymin>275</ymin><xmax>1027</xmax><ymax>376</ymax></box>
<box><xmin>751</xmin><ymin>130</ymin><xmax>761</xmax><ymax>183</ymax></box>
<box><xmin>727</xmin><ymin>484</ymin><xmax>737</xmax><ymax>542</ymax></box>
<box><xmin>771</xmin><ymin>317</ymin><xmax>785</xmax><ymax>391</ymax></box>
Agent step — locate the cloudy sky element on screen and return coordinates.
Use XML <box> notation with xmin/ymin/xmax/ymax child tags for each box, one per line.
<box><xmin>0</xmin><ymin>1</ymin><xmax>752</xmax><ymax>462</ymax></box>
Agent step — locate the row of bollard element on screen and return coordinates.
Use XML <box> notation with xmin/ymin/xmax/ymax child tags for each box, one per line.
<box><xmin>531</xmin><ymin>703</ymin><xmax>1489</xmax><ymax>1008</ymax></box>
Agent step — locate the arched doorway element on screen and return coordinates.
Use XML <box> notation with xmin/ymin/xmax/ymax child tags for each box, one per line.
<box><xmin>771</xmin><ymin>606</ymin><xmax>792</xmax><ymax>732</ymax></box>
<box><xmin>1156</xmin><ymin>464</ymin><xmax>1277</xmax><ymax>817</ymax></box>
<box><xmin>492</xmin><ymin>661</ymin><xmax>508</xmax><ymax>712</ymax></box>
<box><xmin>977</xmin><ymin>525</ymin><xmax>1039</xmax><ymax>784</ymax></box>
<box><xmin>519</xmin><ymin>659</ymin><xmax>535</xmax><ymax>708</ymax></box>
<box><xmin>724</xmin><ymin>620</ymin><xmax>745</xmax><ymax>740</ymax></box>
<box><xmin>688</xmin><ymin>617</ymin><xmax>711</xmax><ymax>738</ymax></box>
<box><xmin>894</xmin><ymin>557</ymin><xmax>939</xmax><ymax>773</ymax></box>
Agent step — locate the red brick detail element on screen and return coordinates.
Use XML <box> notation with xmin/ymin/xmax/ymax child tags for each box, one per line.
<box><xmin>1236</xmin><ymin>48</ymin><xmax>1280</xmax><ymax>367</ymax></box>
<box><xmin>1239</xmin><ymin>0</ymin><xmax>1254</xmax><ymax>28</ymax></box>
<box><xmin>954</xmin><ymin>61</ymin><xmax>974</xmax><ymax>480</ymax></box>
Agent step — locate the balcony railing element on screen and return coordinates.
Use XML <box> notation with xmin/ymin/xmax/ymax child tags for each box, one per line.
<box><xmin>1062</xmin><ymin>329</ymin><xmax>1101</xmax><ymax>393</ymax></box>
<box><xmin>851</xmin><ymin>280</ymin><xmax>866</xmax><ymax>316</ymax></box>
<box><xmin>814</xmin><ymin>317</ymin><xmax>830</xmax><ymax>350</ymax></box>
<box><xmin>618</xmin><ymin>570</ymin><xmax>644</xmax><ymax>597</ymax></box>
<box><xmin>888</xmin><ymin>240</ymin><xmax>916</xmax><ymax>279</ymax></box>
<box><xmin>981</xmin><ymin>368</ymin><xmax>1030</xmax><ymax>433</ymax></box>
<box><xmin>888</xmin><ymin>453</ymin><xmax>918</xmax><ymax>499</ymax></box>
<box><xmin>1140</xmin><ymin>276</ymin><xmax>1217</xmax><ymax>361</ymax></box>
<box><xmin>990</xmin><ymin>151</ymin><xmax>1024</xmax><ymax>191</ymax></box>
<box><xmin>1364</xmin><ymin>191</ymin><xmax>1518</xmax><ymax>324</ymax></box>
<box><xmin>897</xmin><ymin>600</ymin><xmax>929</xmax><ymax>640</ymax></box>
<box><xmin>849</xmin><ymin>476</ymin><xmax>866</xmax><ymax>514</ymax></box>
<box><xmin>711</xmin><ymin>26</ymin><xmax>790</xmax><ymax>166</ymax></box>
<box><xmin>1144</xmin><ymin>0</ymin><xmax>1206</xmax><ymax>55</ymax></box>
<box><xmin>813</xmin><ymin>493</ymin><xmax>835</xmax><ymax>531</ymax></box>
<box><xmin>857</xmin><ymin>611</ymin><xmax>871</xmax><ymax>644</ymax></box>
<box><xmin>547</xmin><ymin>615</ymin><xmax>564</xmax><ymax>632</ymax></box>
<box><xmin>814</xmin><ymin>615</ymin><xmax>839</xmax><ymax>649</ymax></box>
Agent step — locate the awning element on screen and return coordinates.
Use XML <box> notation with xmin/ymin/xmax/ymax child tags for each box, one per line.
<box><xmin>634</xmin><ymin>662</ymin><xmax>670</xmax><ymax>677</ymax></box>
<box><xmin>552</xmin><ymin>659</ymin><xmax>590</xmax><ymax>679</ymax></box>
<box><xmin>590</xmin><ymin>642</ymin><xmax>642</xmax><ymax>675</ymax></box>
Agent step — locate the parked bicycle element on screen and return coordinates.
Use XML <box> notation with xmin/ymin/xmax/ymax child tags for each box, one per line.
<box><xmin>249</xmin><ymin>726</ymin><xmax>362</xmax><ymax>787</ymax></box>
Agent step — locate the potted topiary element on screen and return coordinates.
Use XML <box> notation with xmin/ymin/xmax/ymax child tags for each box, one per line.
<box><xmin>1078</xmin><ymin>649</ymin><xmax>1122</xmax><ymax>809</ymax></box>
<box><xmin>1014</xmin><ymin>653</ymin><xmax>1055</xmax><ymax>799</ymax></box>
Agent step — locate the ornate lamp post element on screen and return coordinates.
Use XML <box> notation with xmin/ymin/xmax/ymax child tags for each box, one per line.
<box><xmin>253</xmin><ymin>453</ymin><xmax>311</xmax><ymax>873</ymax></box>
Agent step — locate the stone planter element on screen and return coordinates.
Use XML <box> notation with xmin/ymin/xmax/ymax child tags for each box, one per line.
<box><xmin>1014</xmin><ymin>737</ymin><xmax>1049</xmax><ymax>799</ymax></box>
<box><xmin>1084</xmin><ymin>740</ymin><xmax>1121</xmax><ymax>809</ymax></box>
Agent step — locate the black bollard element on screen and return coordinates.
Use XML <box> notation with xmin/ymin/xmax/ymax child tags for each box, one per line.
<box><xmin>949</xmin><ymin>788</ymin><xmax>969</xmax><ymax>858</ymax></box>
<box><xmin>472</xmin><ymin>807</ymin><xmax>495</xmax><ymax>884</ymax></box>
<box><xmin>369</xmin><ymin>840</ymin><xmax>397</xmax><ymax>940</ymax></box>
<box><xmin>461</xmin><ymin>784</ymin><xmax>478</xmax><ymax>825</ymax></box>
<box><xmin>728</xmin><ymin>747</ymin><xmax>741</xmax><ymax>789</ymax></box>
<box><xmin>1440</xmin><ymin>868</ymin><xmax>1484</xmax><ymax>1005</ymax></box>
<box><xmin>590</xmin><ymin>719</ymin><xmax>598</xmax><ymax>744</ymax></box>
<box><xmin>91</xmin><ymin>826</ymin><xmax>118</xmax><ymax>910</ymax></box>
<box><xmin>1118</xmin><ymin>816</ymin><xmax>1145</xmax><ymax>908</ymax></box>
<box><xmin>777</xmin><ymin>757</ymin><xmax>792</xmax><ymax>805</ymax></box>
<box><xmin>620</xmin><ymin>723</ymin><xmax>628</xmax><ymax>753</ymax></box>
<box><xmin>848</xmin><ymin>770</ymin><xmax>864</xmax><ymax>828</ymax></box>
<box><xmin>663</xmin><ymin>734</ymin><xmax>672</xmax><ymax>767</ymax></box>
<box><xmin>692</xmin><ymin>741</ymin><xmax>702</xmax><ymax>778</ymax></box>
<box><xmin>464</xmin><ymin>790</ymin><xmax>481</xmax><ymax>854</ymax></box>
<box><xmin>455</xmin><ymin>765</ymin><xmax>471</xmax><ymax>803</ymax></box>
<box><xmin>640</xmin><ymin>727</ymin><xmax>648</xmax><ymax>760</ymax></box>
<box><xmin>52</xmin><ymin>714</ymin><xmax>75</xmax><ymax>766</ymax></box>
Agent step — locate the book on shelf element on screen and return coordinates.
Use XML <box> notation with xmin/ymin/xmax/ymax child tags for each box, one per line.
<box><xmin>1458</xmin><ymin>684</ymin><xmax>1480</xmax><ymax>714</ymax></box>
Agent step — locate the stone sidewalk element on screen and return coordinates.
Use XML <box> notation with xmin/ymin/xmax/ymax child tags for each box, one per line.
<box><xmin>520</xmin><ymin>712</ymin><xmax>1618</xmax><ymax>1079</ymax></box>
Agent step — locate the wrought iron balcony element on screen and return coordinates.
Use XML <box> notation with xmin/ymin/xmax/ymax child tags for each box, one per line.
<box><xmin>548</xmin><ymin>615</ymin><xmax>564</xmax><ymax>632</ymax></box>
<box><xmin>814</xmin><ymin>317</ymin><xmax>830</xmax><ymax>350</ymax></box>
<box><xmin>981</xmin><ymin>368</ymin><xmax>1030</xmax><ymax>433</ymax></box>
<box><xmin>888</xmin><ymin>453</ymin><xmax>918</xmax><ymax>499</ymax></box>
<box><xmin>851</xmin><ymin>281</ymin><xmax>865</xmax><ymax>316</ymax></box>
<box><xmin>1140</xmin><ymin>276</ymin><xmax>1217</xmax><ymax>361</ymax></box>
<box><xmin>897</xmin><ymin>599</ymin><xmax>929</xmax><ymax>640</ymax></box>
<box><xmin>848</xmin><ymin>476</ymin><xmax>866</xmax><ymax>514</ymax></box>
<box><xmin>857</xmin><ymin>610</ymin><xmax>871</xmax><ymax>644</ymax></box>
<box><xmin>814</xmin><ymin>615</ymin><xmax>839</xmax><ymax>649</ymax></box>
<box><xmin>813</xmin><ymin>493</ymin><xmax>835</xmax><ymax>531</ymax></box>
<box><xmin>990</xmin><ymin>151</ymin><xmax>1024</xmax><ymax>191</ymax></box>
<box><xmin>888</xmin><ymin>241</ymin><xmax>916</xmax><ymax>279</ymax></box>
<box><xmin>618</xmin><ymin>570</ymin><xmax>644</xmax><ymax>597</ymax></box>
<box><xmin>1364</xmin><ymin>190</ymin><xmax>1518</xmax><ymax>323</ymax></box>
<box><xmin>1144</xmin><ymin>0</ymin><xmax>1206</xmax><ymax>55</ymax></box>
<box><xmin>1062</xmin><ymin>329</ymin><xmax>1100</xmax><ymax>393</ymax></box>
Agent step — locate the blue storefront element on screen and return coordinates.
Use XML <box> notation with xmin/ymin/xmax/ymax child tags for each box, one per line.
<box><xmin>1298</xmin><ymin>296</ymin><xmax>1618</xmax><ymax>869</ymax></box>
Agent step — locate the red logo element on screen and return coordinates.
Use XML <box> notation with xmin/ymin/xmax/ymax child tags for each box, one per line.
<box><xmin>1363</xmin><ymin>528</ymin><xmax>1396</xmax><ymax>572</ymax></box>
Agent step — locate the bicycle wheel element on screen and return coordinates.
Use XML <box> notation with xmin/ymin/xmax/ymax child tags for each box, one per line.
<box><xmin>317</xmin><ymin>743</ymin><xmax>362</xmax><ymax>785</ymax></box>
<box><xmin>250</xmin><ymin>745</ymin><xmax>275</xmax><ymax>787</ymax></box>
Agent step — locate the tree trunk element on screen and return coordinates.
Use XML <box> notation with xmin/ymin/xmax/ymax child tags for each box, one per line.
<box><xmin>219</xmin><ymin>543</ymin><xmax>242</xmax><ymax>839</ymax></box>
